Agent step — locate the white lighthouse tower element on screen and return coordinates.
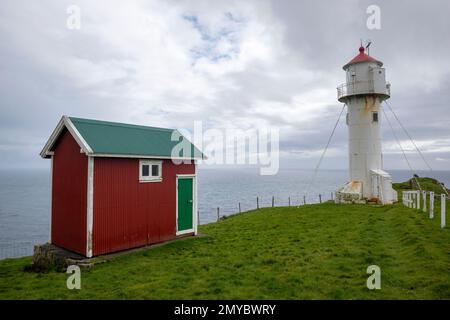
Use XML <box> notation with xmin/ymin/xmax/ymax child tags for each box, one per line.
<box><xmin>335</xmin><ymin>45</ymin><xmax>397</xmax><ymax>204</ymax></box>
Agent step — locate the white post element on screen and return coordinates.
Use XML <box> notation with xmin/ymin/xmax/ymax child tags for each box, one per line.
<box><xmin>441</xmin><ymin>194</ymin><xmax>446</xmax><ymax>229</ymax></box>
<box><xmin>408</xmin><ymin>192</ymin><xmax>412</xmax><ymax>208</ymax></box>
<box><xmin>422</xmin><ymin>191</ymin><xmax>427</xmax><ymax>213</ymax></box>
<box><xmin>416</xmin><ymin>190</ymin><xmax>420</xmax><ymax>210</ymax></box>
<box><xmin>429</xmin><ymin>191</ymin><xmax>434</xmax><ymax>219</ymax></box>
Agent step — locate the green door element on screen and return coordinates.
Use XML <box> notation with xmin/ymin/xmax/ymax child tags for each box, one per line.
<box><xmin>177</xmin><ymin>178</ymin><xmax>193</xmax><ymax>232</ymax></box>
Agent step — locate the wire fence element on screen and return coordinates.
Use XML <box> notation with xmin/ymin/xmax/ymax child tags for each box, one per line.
<box><xmin>0</xmin><ymin>241</ymin><xmax>35</xmax><ymax>260</ymax></box>
<box><xmin>199</xmin><ymin>192</ymin><xmax>335</xmax><ymax>225</ymax></box>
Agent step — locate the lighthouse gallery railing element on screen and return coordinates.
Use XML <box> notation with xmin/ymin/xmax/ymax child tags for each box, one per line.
<box><xmin>337</xmin><ymin>80</ymin><xmax>391</xmax><ymax>100</ymax></box>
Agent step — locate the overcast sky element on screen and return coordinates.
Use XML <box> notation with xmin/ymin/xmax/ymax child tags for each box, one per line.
<box><xmin>0</xmin><ymin>0</ymin><xmax>449</xmax><ymax>171</ymax></box>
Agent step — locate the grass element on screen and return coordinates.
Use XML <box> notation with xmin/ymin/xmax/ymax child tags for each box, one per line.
<box><xmin>1</xmin><ymin>200</ymin><xmax>450</xmax><ymax>299</ymax></box>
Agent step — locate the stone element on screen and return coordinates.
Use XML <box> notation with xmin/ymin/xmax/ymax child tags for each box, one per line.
<box><xmin>28</xmin><ymin>243</ymin><xmax>86</xmax><ymax>272</ymax></box>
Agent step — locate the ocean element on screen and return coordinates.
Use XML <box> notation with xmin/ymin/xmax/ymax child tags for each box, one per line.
<box><xmin>1</xmin><ymin>167</ymin><xmax>449</xmax><ymax>259</ymax></box>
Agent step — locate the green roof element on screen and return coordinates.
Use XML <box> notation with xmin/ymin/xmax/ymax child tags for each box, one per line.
<box><xmin>69</xmin><ymin>117</ymin><xmax>204</xmax><ymax>159</ymax></box>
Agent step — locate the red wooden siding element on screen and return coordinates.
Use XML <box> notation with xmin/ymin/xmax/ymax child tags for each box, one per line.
<box><xmin>92</xmin><ymin>158</ymin><xmax>195</xmax><ymax>256</ymax></box>
<box><xmin>51</xmin><ymin>129</ymin><xmax>87</xmax><ymax>255</ymax></box>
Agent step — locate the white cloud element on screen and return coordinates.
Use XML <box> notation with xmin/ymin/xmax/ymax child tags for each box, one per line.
<box><xmin>383</xmin><ymin>138</ymin><xmax>450</xmax><ymax>154</ymax></box>
<box><xmin>0</xmin><ymin>0</ymin><xmax>449</xmax><ymax>170</ymax></box>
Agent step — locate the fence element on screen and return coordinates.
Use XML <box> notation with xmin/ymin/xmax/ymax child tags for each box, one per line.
<box><xmin>208</xmin><ymin>190</ymin><xmax>448</xmax><ymax>227</ymax></box>
<box><xmin>0</xmin><ymin>242</ymin><xmax>34</xmax><ymax>260</ymax></box>
<box><xmin>337</xmin><ymin>80</ymin><xmax>391</xmax><ymax>100</ymax></box>
<box><xmin>207</xmin><ymin>192</ymin><xmax>335</xmax><ymax>224</ymax></box>
<box><xmin>402</xmin><ymin>190</ymin><xmax>447</xmax><ymax>228</ymax></box>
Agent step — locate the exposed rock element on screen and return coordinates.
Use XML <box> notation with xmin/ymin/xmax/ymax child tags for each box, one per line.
<box><xmin>335</xmin><ymin>181</ymin><xmax>366</xmax><ymax>204</ymax></box>
<box><xmin>28</xmin><ymin>243</ymin><xmax>88</xmax><ymax>272</ymax></box>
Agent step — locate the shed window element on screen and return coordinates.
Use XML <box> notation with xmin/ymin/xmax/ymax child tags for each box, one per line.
<box><xmin>139</xmin><ymin>160</ymin><xmax>162</xmax><ymax>182</ymax></box>
<box><xmin>151</xmin><ymin>164</ymin><xmax>159</xmax><ymax>176</ymax></box>
<box><xmin>372</xmin><ymin>112</ymin><xmax>378</xmax><ymax>123</ymax></box>
<box><xmin>142</xmin><ymin>164</ymin><xmax>150</xmax><ymax>177</ymax></box>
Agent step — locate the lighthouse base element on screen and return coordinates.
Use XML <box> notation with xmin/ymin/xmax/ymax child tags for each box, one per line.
<box><xmin>335</xmin><ymin>172</ymin><xmax>398</xmax><ymax>205</ymax></box>
<box><xmin>335</xmin><ymin>181</ymin><xmax>366</xmax><ymax>204</ymax></box>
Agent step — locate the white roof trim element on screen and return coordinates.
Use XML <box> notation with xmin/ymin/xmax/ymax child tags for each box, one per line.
<box><xmin>370</xmin><ymin>169</ymin><xmax>391</xmax><ymax>178</ymax></box>
<box><xmin>40</xmin><ymin>117</ymin><xmax>64</xmax><ymax>158</ymax></box>
<box><xmin>40</xmin><ymin>116</ymin><xmax>93</xmax><ymax>159</ymax></box>
<box><xmin>64</xmin><ymin>116</ymin><xmax>93</xmax><ymax>154</ymax></box>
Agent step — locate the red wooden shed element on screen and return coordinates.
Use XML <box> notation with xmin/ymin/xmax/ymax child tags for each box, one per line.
<box><xmin>40</xmin><ymin>116</ymin><xmax>204</xmax><ymax>257</ymax></box>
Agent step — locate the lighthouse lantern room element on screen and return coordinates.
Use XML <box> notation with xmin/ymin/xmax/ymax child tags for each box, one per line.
<box><xmin>335</xmin><ymin>45</ymin><xmax>397</xmax><ymax>205</ymax></box>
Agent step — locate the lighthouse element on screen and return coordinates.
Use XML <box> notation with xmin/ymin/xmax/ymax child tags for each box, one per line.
<box><xmin>335</xmin><ymin>45</ymin><xmax>397</xmax><ymax>205</ymax></box>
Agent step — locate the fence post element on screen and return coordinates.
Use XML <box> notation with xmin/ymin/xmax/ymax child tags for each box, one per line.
<box><xmin>217</xmin><ymin>207</ymin><xmax>220</xmax><ymax>222</ymax></box>
<box><xmin>239</xmin><ymin>202</ymin><xmax>241</xmax><ymax>214</ymax></box>
<box><xmin>303</xmin><ymin>195</ymin><xmax>306</xmax><ymax>205</ymax></box>
<box><xmin>422</xmin><ymin>191</ymin><xmax>427</xmax><ymax>213</ymax></box>
<box><xmin>198</xmin><ymin>210</ymin><xmax>200</xmax><ymax>226</ymax></box>
<box><xmin>331</xmin><ymin>192</ymin><xmax>334</xmax><ymax>201</ymax></box>
<box><xmin>257</xmin><ymin>197</ymin><xmax>259</xmax><ymax>210</ymax></box>
<box><xmin>441</xmin><ymin>194</ymin><xmax>446</xmax><ymax>229</ymax></box>
<box><xmin>415</xmin><ymin>192</ymin><xmax>418</xmax><ymax>208</ymax></box>
<box><xmin>272</xmin><ymin>196</ymin><xmax>274</xmax><ymax>207</ymax></box>
<box><xmin>429</xmin><ymin>191</ymin><xmax>434</xmax><ymax>219</ymax></box>
<box><xmin>288</xmin><ymin>197</ymin><xmax>291</xmax><ymax>207</ymax></box>
<box><xmin>416</xmin><ymin>190</ymin><xmax>420</xmax><ymax>210</ymax></box>
<box><xmin>319</xmin><ymin>194</ymin><xmax>322</xmax><ymax>203</ymax></box>
<box><xmin>402</xmin><ymin>191</ymin><xmax>405</xmax><ymax>206</ymax></box>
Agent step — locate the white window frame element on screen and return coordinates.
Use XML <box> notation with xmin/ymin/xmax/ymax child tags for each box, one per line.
<box><xmin>139</xmin><ymin>160</ymin><xmax>162</xmax><ymax>182</ymax></box>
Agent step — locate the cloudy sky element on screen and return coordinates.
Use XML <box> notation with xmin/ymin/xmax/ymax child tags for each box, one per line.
<box><xmin>0</xmin><ymin>0</ymin><xmax>449</xmax><ymax>171</ymax></box>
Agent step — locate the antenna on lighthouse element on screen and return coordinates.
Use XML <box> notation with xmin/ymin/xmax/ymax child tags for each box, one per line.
<box><xmin>365</xmin><ymin>40</ymin><xmax>372</xmax><ymax>55</ymax></box>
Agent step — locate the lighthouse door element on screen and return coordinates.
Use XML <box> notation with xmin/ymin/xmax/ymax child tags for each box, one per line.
<box><xmin>370</xmin><ymin>67</ymin><xmax>386</xmax><ymax>93</ymax></box>
<box><xmin>371</xmin><ymin>173</ymin><xmax>381</xmax><ymax>200</ymax></box>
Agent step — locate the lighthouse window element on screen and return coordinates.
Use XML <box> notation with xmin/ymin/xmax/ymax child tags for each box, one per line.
<box><xmin>346</xmin><ymin>113</ymin><xmax>349</xmax><ymax>125</ymax></box>
<box><xmin>372</xmin><ymin>112</ymin><xmax>379</xmax><ymax>123</ymax></box>
<box><xmin>139</xmin><ymin>160</ymin><xmax>162</xmax><ymax>182</ymax></box>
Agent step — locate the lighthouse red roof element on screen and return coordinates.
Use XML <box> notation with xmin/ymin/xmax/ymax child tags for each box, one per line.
<box><xmin>343</xmin><ymin>46</ymin><xmax>383</xmax><ymax>70</ymax></box>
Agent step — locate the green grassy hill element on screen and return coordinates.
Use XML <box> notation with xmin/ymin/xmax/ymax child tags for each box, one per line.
<box><xmin>393</xmin><ymin>176</ymin><xmax>449</xmax><ymax>195</ymax></box>
<box><xmin>1</xmin><ymin>200</ymin><xmax>450</xmax><ymax>299</ymax></box>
